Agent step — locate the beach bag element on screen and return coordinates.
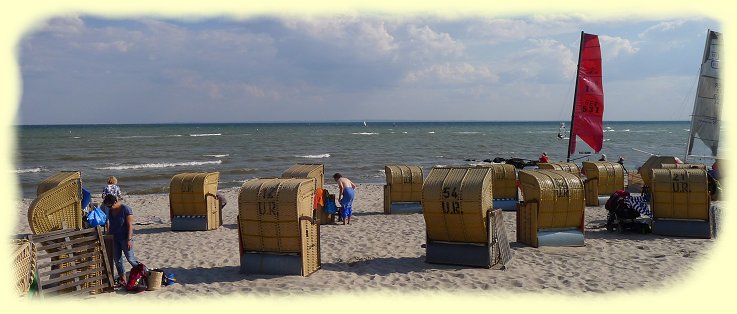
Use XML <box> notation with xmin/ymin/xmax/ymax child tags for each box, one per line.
<box><xmin>324</xmin><ymin>195</ymin><xmax>338</xmax><ymax>215</ymax></box>
<box><xmin>150</xmin><ymin>268</ymin><xmax>176</xmax><ymax>286</ymax></box>
<box><xmin>126</xmin><ymin>263</ymin><xmax>149</xmax><ymax>292</ymax></box>
<box><xmin>86</xmin><ymin>206</ymin><xmax>107</xmax><ymax>228</ymax></box>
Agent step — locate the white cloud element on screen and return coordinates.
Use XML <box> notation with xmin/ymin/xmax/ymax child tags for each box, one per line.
<box><xmin>467</xmin><ymin>17</ymin><xmax>580</xmax><ymax>44</ymax></box>
<box><xmin>43</xmin><ymin>16</ymin><xmax>85</xmax><ymax>36</ymax></box>
<box><xmin>498</xmin><ymin>38</ymin><xmax>577</xmax><ymax>82</ymax></box>
<box><xmin>638</xmin><ymin>20</ymin><xmax>689</xmax><ymax>38</ymax></box>
<box><xmin>599</xmin><ymin>35</ymin><xmax>639</xmax><ymax>60</ymax></box>
<box><xmin>406</xmin><ymin>25</ymin><xmax>464</xmax><ymax>58</ymax></box>
<box><xmin>403</xmin><ymin>62</ymin><xmax>498</xmax><ymax>84</ymax></box>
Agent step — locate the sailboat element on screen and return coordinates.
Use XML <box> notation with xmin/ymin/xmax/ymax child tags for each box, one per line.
<box><xmin>557</xmin><ymin>122</ymin><xmax>566</xmax><ymax>140</ymax></box>
<box><xmin>363</xmin><ymin>121</ymin><xmax>367</xmax><ymax>127</ymax></box>
<box><xmin>566</xmin><ymin>32</ymin><xmax>605</xmax><ymax>162</ymax></box>
<box><xmin>685</xmin><ymin>29</ymin><xmax>721</xmax><ymax>161</ymax></box>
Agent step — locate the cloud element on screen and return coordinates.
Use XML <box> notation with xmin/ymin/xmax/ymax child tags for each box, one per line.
<box><xmin>599</xmin><ymin>35</ymin><xmax>639</xmax><ymax>60</ymax></box>
<box><xmin>638</xmin><ymin>19</ymin><xmax>689</xmax><ymax>38</ymax></box>
<box><xmin>495</xmin><ymin>38</ymin><xmax>577</xmax><ymax>83</ymax></box>
<box><xmin>403</xmin><ymin>62</ymin><xmax>498</xmax><ymax>84</ymax></box>
<box><xmin>405</xmin><ymin>24</ymin><xmax>464</xmax><ymax>58</ymax></box>
<box><xmin>466</xmin><ymin>16</ymin><xmax>580</xmax><ymax>44</ymax></box>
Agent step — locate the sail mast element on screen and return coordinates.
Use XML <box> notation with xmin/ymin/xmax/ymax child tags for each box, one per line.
<box><xmin>566</xmin><ymin>31</ymin><xmax>585</xmax><ymax>162</ymax></box>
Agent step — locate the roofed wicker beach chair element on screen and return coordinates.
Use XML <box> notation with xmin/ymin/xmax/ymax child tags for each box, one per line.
<box><xmin>169</xmin><ymin>172</ymin><xmax>222</xmax><ymax>231</ymax></box>
<box><xmin>582</xmin><ymin>161</ymin><xmax>626</xmax><ymax>206</ymax></box>
<box><xmin>650</xmin><ymin>168</ymin><xmax>713</xmax><ymax>238</ymax></box>
<box><xmin>421</xmin><ymin>167</ymin><xmax>512</xmax><ymax>269</ymax></box>
<box><xmin>637</xmin><ymin>155</ymin><xmax>679</xmax><ymax>188</ymax></box>
<box><xmin>537</xmin><ymin>162</ymin><xmax>581</xmax><ymax>176</ymax></box>
<box><xmin>12</xmin><ymin>239</ymin><xmax>36</xmax><ymax>297</ymax></box>
<box><xmin>28</xmin><ymin>172</ymin><xmax>84</xmax><ymax>234</ymax></box>
<box><xmin>238</xmin><ymin>178</ymin><xmax>320</xmax><ymax>276</ymax></box>
<box><xmin>383</xmin><ymin>165</ymin><xmax>423</xmax><ymax>214</ymax></box>
<box><xmin>281</xmin><ymin>164</ymin><xmax>332</xmax><ymax>224</ymax></box>
<box><xmin>476</xmin><ymin>163</ymin><xmax>519</xmax><ymax>211</ymax></box>
<box><xmin>517</xmin><ymin>169</ymin><xmax>586</xmax><ymax>247</ymax></box>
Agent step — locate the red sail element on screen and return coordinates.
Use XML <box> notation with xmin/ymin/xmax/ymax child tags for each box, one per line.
<box><xmin>569</xmin><ymin>33</ymin><xmax>604</xmax><ymax>155</ymax></box>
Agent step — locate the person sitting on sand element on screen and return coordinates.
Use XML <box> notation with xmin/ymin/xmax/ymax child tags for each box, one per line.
<box><xmin>333</xmin><ymin>173</ymin><xmax>356</xmax><ymax>225</ymax></box>
<box><xmin>103</xmin><ymin>194</ymin><xmax>140</xmax><ymax>286</ymax></box>
<box><xmin>538</xmin><ymin>152</ymin><xmax>549</xmax><ymax>163</ymax></box>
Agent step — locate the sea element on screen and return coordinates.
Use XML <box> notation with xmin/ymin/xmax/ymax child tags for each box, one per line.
<box><xmin>10</xmin><ymin>121</ymin><xmax>712</xmax><ymax>198</ymax></box>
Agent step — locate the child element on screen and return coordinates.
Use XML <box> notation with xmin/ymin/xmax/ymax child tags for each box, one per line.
<box><xmin>102</xmin><ymin>176</ymin><xmax>123</xmax><ymax>200</ymax></box>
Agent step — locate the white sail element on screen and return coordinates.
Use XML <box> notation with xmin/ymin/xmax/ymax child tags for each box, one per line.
<box><xmin>687</xmin><ymin>30</ymin><xmax>721</xmax><ymax>158</ymax></box>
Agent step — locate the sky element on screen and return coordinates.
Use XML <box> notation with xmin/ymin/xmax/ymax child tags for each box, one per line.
<box><xmin>15</xmin><ymin>13</ymin><xmax>720</xmax><ymax>124</ymax></box>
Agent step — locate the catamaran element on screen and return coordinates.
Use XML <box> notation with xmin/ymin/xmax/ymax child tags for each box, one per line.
<box><xmin>566</xmin><ymin>32</ymin><xmax>605</xmax><ymax>162</ymax></box>
<box><xmin>685</xmin><ymin>29</ymin><xmax>721</xmax><ymax>162</ymax></box>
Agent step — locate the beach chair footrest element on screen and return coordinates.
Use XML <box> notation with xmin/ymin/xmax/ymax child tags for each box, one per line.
<box><xmin>386</xmin><ymin>202</ymin><xmax>422</xmax><ymax>214</ymax></box>
<box><xmin>240</xmin><ymin>252</ymin><xmax>303</xmax><ymax>275</ymax></box>
<box><xmin>171</xmin><ymin>216</ymin><xmax>208</xmax><ymax>231</ymax></box>
<box><xmin>425</xmin><ymin>241</ymin><xmax>492</xmax><ymax>268</ymax></box>
<box><xmin>652</xmin><ymin>219</ymin><xmax>711</xmax><ymax>238</ymax></box>
<box><xmin>492</xmin><ymin>199</ymin><xmax>519</xmax><ymax>211</ymax></box>
<box><xmin>536</xmin><ymin>229</ymin><xmax>585</xmax><ymax>247</ymax></box>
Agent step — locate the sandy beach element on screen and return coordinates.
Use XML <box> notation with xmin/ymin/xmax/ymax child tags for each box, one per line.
<box><xmin>13</xmin><ymin>182</ymin><xmax>722</xmax><ymax>299</ymax></box>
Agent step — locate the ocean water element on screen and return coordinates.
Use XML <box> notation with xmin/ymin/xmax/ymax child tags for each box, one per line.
<box><xmin>11</xmin><ymin>121</ymin><xmax>710</xmax><ymax>198</ymax></box>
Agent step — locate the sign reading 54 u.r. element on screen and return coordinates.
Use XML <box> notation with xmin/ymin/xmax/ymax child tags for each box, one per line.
<box><xmin>441</xmin><ymin>187</ymin><xmax>462</xmax><ymax>214</ymax></box>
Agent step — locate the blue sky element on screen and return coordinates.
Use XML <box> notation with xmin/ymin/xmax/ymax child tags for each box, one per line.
<box><xmin>16</xmin><ymin>14</ymin><xmax>719</xmax><ymax>124</ymax></box>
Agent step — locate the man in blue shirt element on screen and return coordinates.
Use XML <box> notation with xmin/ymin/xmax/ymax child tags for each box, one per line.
<box><xmin>103</xmin><ymin>194</ymin><xmax>140</xmax><ymax>286</ymax></box>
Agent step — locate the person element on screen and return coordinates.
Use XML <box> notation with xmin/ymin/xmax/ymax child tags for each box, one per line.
<box><xmin>102</xmin><ymin>176</ymin><xmax>123</xmax><ymax>199</ymax></box>
<box><xmin>103</xmin><ymin>194</ymin><xmax>140</xmax><ymax>287</ymax></box>
<box><xmin>617</xmin><ymin>156</ymin><xmax>628</xmax><ymax>174</ymax></box>
<box><xmin>711</xmin><ymin>160</ymin><xmax>720</xmax><ymax>180</ymax></box>
<box><xmin>216</xmin><ymin>191</ymin><xmax>227</xmax><ymax>210</ymax></box>
<box><xmin>599</xmin><ymin>154</ymin><xmax>607</xmax><ymax>161</ymax></box>
<box><xmin>538</xmin><ymin>152</ymin><xmax>550</xmax><ymax>163</ymax></box>
<box><xmin>333</xmin><ymin>173</ymin><xmax>356</xmax><ymax>225</ymax></box>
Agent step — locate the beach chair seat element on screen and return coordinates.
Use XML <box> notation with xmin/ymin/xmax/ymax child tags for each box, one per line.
<box><xmin>421</xmin><ymin>167</ymin><xmax>511</xmax><ymax>268</ymax></box>
<box><xmin>517</xmin><ymin>170</ymin><xmax>585</xmax><ymax>247</ymax></box>
<box><xmin>169</xmin><ymin>172</ymin><xmax>221</xmax><ymax>231</ymax></box>
<box><xmin>238</xmin><ymin>178</ymin><xmax>320</xmax><ymax>276</ymax></box>
<box><xmin>650</xmin><ymin>169</ymin><xmax>712</xmax><ymax>238</ymax></box>
<box><xmin>582</xmin><ymin>161</ymin><xmax>626</xmax><ymax>206</ymax></box>
<box><xmin>384</xmin><ymin>165</ymin><xmax>423</xmax><ymax>214</ymax></box>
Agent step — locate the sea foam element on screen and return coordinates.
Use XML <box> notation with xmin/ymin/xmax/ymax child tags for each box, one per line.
<box><xmin>97</xmin><ymin>160</ymin><xmax>222</xmax><ymax>170</ymax></box>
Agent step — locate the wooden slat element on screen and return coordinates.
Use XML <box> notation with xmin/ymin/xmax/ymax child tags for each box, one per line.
<box><xmin>34</xmin><ymin>234</ymin><xmax>99</xmax><ymax>252</ymax></box>
<box><xmin>42</xmin><ymin>274</ymin><xmax>109</xmax><ymax>294</ymax></box>
<box><xmin>40</xmin><ymin>267</ymin><xmax>107</xmax><ymax>286</ymax></box>
<box><xmin>29</xmin><ymin>228</ymin><xmax>97</xmax><ymax>242</ymax></box>
<box><xmin>36</xmin><ymin>250</ymin><xmax>97</xmax><ymax>269</ymax></box>
<box><xmin>36</xmin><ymin>241</ymin><xmax>100</xmax><ymax>260</ymax></box>
<box><xmin>65</xmin><ymin>283</ymin><xmax>114</xmax><ymax>297</ymax></box>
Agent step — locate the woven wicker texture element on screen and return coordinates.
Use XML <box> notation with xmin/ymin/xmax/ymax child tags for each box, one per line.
<box><xmin>422</xmin><ymin>167</ymin><xmax>492</xmax><ymax>244</ymax></box>
<box><xmin>169</xmin><ymin>172</ymin><xmax>221</xmax><ymax>229</ymax></box>
<box><xmin>281</xmin><ymin>164</ymin><xmax>325</xmax><ymax>190</ymax></box>
<box><xmin>582</xmin><ymin>161</ymin><xmax>625</xmax><ymax>195</ymax></box>
<box><xmin>651</xmin><ymin>169</ymin><xmax>709</xmax><ymax>220</ymax></box>
<box><xmin>12</xmin><ymin>239</ymin><xmax>36</xmax><ymax>296</ymax></box>
<box><xmin>518</xmin><ymin>170</ymin><xmax>585</xmax><ymax>229</ymax></box>
<box><xmin>28</xmin><ymin>179</ymin><xmax>83</xmax><ymax>234</ymax></box>
<box><xmin>537</xmin><ymin>162</ymin><xmax>581</xmax><ymax>176</ymax></box>
<box><xmin>638</xmin><ymin>155</ymin><xmax>678</xmax><ymax>185</ymax></box>
<box><xmin>476</xmin><ymin>164</ymin><xmax>518</xmax><ymax>199</ymax></box>
<box><xmin>385</xmin><ymin>165</ymin><xmax>423</xmax><ymax>202</ymax></box>
<box><xmin>238</xmin><ymin>178</ymin><xmax>316</xmax><ymax>253</ymax></box>
<box><xmin>36</xmin><ymin>171</ymin><xmax>80</xmax><ymax>196</ymax></box>
<box><xmin>660</xmin><ymin>163</ymin><xmax>706</xmax><ymax>170</ymax></box>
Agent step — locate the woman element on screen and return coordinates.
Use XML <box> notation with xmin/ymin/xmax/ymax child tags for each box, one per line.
<box><xmin>103</xmin><ymin>194</ymin><xmax>140</xmax><ymax>286</ymax></box>
<box><xmin>333</xmin><ymin>173</ymin><xmax>356</xmax><ymax>225</ymax></box>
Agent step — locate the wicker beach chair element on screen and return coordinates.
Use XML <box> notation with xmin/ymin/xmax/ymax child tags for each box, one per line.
<box><xmin>281</xmin><ymin>164</ymin><xmax>332</xmax><ymax>224</ymax></box>
<box><xmin>421</xmin><ymin>167</ymin><xmax>511</xmax><ymax>268</ymax></box>
<box><xmin>517</xmin><ymin>170</ymin><xmax>586</xmax><ymax>247</ymax></box>
<box><xmin>12</xmin><ymin>239</ymin><xmax>36</xmax><ymax>297</ymax></box>
<box><xmin>169</xmin><ymin>172</ymin><xmax>222</xmax><ymax>231</ymax></box>
<box><xmin>383</xmin><ymin>165</ymin><xmax>423</xmax><ymax>214</ymax></box>
<box><xmin>28</xmin><ymin>176</ymin><xmax>84</xmax><ymax>234</ymax></box>
<box><xmin>476</xmin><ymin>163</ymin><xmax>519</xmax><ymax>211</ymax></box>
<box><xmin>637</xmin><ymin>155</ymin><xmax>678</xmax><ymax>186</ymax></box>
<box><xmin>537</xmin><ymin>162</ymin><xmax>581</xmax><ymax>176</ymax></box>
<box><xmin>237</xmin><ymin>178</ymin><xmax>320</xmax><ymax>276</ymax></box>
<box><xmin>650</xmin><ymin>168</ymin><xmax>712</xmax><ymax>238</ymax></box>
<box><xmin>582</xmin><ymin>161</ymin><xmax>626</xmax><ymax>206</ymax></box>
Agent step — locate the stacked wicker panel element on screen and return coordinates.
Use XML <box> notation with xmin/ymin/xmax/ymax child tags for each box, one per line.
<box><xmin>281</xmin><ymin>164</ymin><xmax>325</xmax><ymax>190</ymax></box>
<box><xmin>422</xmin><ymin>167</ymin><xmax>492</xmax><ymax>244</ymax></box>
<box><xmin>169</xmin><ymin>172</ymin><xmax>221</xmax><ymax>230</ymax></box>
<box><xmin>385</xmin><ymin>165</ymin><xmax>423</xmax><ymax>202</ymax></box>
<box><xmin>476</xmin><ymin>164</ymin><xmax>517</xmax><ymax>199</ymax></box>
<box><xmin>537</xmin><ymin>162</ymin><xmax>581</xmax><ymax>176</ymax></box>
<box><xmin>238</xmin><ymin>178</ymin><xmax>319</xmax><ymax>275</ymax></box>
<box><xmin>638</xmin><ymin>155</ymin><xmax>678</xmax><ymax>185</ymax></box>
<box><xmin>650</xmin><ymin>169</ymin><xmax>709</xmax><ymax>220</ymax></box>
<box><xmin>12</xmin><ymin>239</ymin><xmax>36</xmax><ymax>297</ymax></box>
<box><xmin>517</xmin><ymin>170</ymin><xmax>585</xmax><ymax>247</ymax></box>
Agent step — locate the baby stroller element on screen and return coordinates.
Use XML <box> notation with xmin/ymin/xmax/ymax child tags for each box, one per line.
<box><xmin>605</xmin><ymin>190</ymin><xmax>650</xmax><ymax>234</ymax></box>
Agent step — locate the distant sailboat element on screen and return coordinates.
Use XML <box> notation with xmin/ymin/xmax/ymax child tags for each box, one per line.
<box><xmin>566</xmin><ymin>31</ymin><xmax>605</xmax><ymax>162</ymax></box>
<box><xmin>557</xmin><ymin>122</ymin><xmax>566</xmax><ymax>139</ymax></box>
<box><xmin>686</xmin><ymin>29</ymin><xmax>721</xmax><ymax>160</ymax></box>
<box><xmin>363</xmin><ymin>121</ymin><xmax>367</xmax><ymax>127</ymax></box>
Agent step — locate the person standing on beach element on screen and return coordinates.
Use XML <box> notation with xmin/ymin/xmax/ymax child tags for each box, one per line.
<box><xmin>103</xmin><ymin>194</ymin><xmax>140</xmax><ymax>286</ymax></box>
<box><xmin>333</xmin><ymin>173</ymin><xmax>356</xmax><ymax>225</ymax></box>
<box><xmin>102</xmin><ymin>176</ymin><xmax>123</xmax><ymax>199</ymax></box>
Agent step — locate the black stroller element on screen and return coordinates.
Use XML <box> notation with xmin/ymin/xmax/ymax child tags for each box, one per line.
<box><xmin>605</xmin><ymin>191</ymin><xmax>650</xmax><ymax>234</ymax></box>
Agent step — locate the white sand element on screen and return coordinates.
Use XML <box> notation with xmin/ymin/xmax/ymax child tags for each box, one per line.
<box><xmin>14</xmin><ymin>183</ymin><xmax>719</xmax><ymax>298</ymax></box>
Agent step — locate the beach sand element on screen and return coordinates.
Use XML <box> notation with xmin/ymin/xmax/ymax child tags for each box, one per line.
<box><xmin>14</xmin><ymin>182</ymin><xmax>720</xmax><ymax>298</ymax></box>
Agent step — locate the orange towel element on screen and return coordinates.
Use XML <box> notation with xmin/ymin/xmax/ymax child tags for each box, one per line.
<box><xmin>314</xmin><ymin>188</ymin><xmax>325</xmax><ymax>209</ymax></box>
